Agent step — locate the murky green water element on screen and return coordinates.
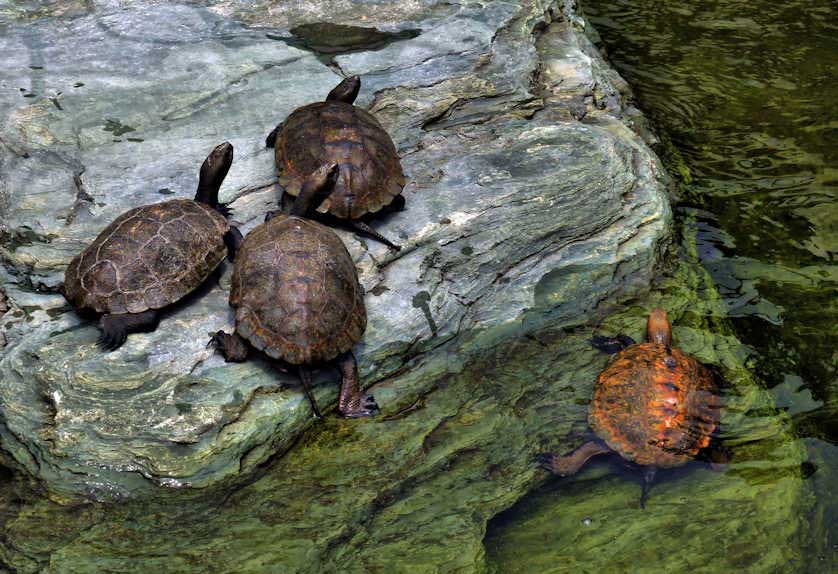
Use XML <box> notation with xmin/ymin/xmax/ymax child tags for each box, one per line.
<box><xmin>488</xmin><ymin>0</ymin><xmax>837</xmax><ymax>571</ymax></box>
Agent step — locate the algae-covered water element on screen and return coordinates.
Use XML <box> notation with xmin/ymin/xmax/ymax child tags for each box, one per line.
<box><xmin>488</xmin><ymin>0</ymin><xmax>837</xmax><ymax>572</ymax></box>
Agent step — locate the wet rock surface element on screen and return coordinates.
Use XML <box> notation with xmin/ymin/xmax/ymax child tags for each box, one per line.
<box><xmin>0</xmin><ymin>0</ymin><xmax>670</xmax><ymax>500</ymax></box>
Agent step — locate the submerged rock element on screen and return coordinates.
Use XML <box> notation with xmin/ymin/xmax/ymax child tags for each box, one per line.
<box><xmin>0</xmin><ymin>0</ymin><xmax>669</xmax><ymax>501</ymax></box>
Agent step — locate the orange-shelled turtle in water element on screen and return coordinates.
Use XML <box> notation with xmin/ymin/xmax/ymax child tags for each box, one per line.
<box><xmin>538</xmin><ymin>308</ymin><xmax>728</xmax><ymax>507</ymax></box>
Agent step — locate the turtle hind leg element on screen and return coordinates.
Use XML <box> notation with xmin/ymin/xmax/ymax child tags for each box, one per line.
<box><xmin>639</xmin><ymin>466</ymin><xmax>658</xmax><ymax>509</ymax></box>
<box><xmin>382</xmin><ymin>194</ymin><xmax>406</xmax><ymax>214</ymax></box>
<box><xmin>350</xmin><ymin>220</ymin><xmax>401</xmax><ymax>251</ymax></box>
<box><xmin>298</xmin><ymin>366</ymin><xmax>323</xmax><ymax>419</ymax></box>
<box><xmin>97</xmin><ymin>310</ymin><xmax>159</xmax><ymax>351</ymax></box>
<box><xmin>208</xmin><ymin>330</ymin><xmax>249</xmax><ymax>362</ymax></box>
<box><xmin>265</xmin><ymin>122</ymin><xmax>283</xmax><ymax>148</ymax></box>
<box><xmin>696</xmin><ymin>429</ymin><xmax>733</xmax><ymax>471</ymax></box>
<box><xmin>536</xmin><ymin>440</ymin><xmax>611</xmax><ymax>476</ymax></box>
<box><xmin>337</xmin><ymin>352</ymin><xmax>378</xmax><ymax>418</ymax></box>
<box><xmin>589</xmin><ymin>334</ymin><xmax>636</xmax><ymax>354</ymax></box>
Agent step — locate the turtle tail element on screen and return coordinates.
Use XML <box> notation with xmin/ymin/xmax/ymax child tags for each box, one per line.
<box><xmin>639</xmin><ymin>466</ymin><xmax>657</xmax><ymax>509</ymax></box>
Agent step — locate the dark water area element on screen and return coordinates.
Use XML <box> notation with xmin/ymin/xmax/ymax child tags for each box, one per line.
<box><xmin>496</xmin><ymin>0</ymin><xmax>837</xmax><ymax>569</ymax></box>
<box><xmin>582</xmin><ymin>0</ymin><xmax>837</xmax><ymax>429</ymax></box>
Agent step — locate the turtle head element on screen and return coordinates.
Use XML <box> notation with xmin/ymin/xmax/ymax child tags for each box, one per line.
<box><xmin>195</xmin><ymin>142</ymin><xmax>234</xmax><ymax>208</ymax></box>
<box><xmin>646</xmin><ymin>308</ymin><xmax>672</xmax><ymax>346</ymax></box>
<box><xmin>290</xmin><ymin>163</ymin><xmax>340</xmax><ymax>218</ymax></box>
<box><xmin>326</xmin><ymin>75</ymin><xmax>361</xmax><ymax>104</ymax></box>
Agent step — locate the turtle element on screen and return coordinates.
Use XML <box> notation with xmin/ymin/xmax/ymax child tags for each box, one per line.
<box><xmin>63</xmin><ymin>142</ymin><xmax>240</xmax><ymax>351</ymax></box>
<box><xmin>537</xmin><ymin>308</ymin><xmax>727</xmax><ymax>507</ymax></box>
<box><xmin>265</xmin><ymin>75</ymin><xmax>406</xmax><ymax>250</ymax></box>
<box><xmin>209</xmin><ymin>162</ymin><xmax>377</xmax><ymax>419</ymax></box>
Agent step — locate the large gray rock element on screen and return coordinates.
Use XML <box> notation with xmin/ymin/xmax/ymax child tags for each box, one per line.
<box><xmin>0</xmin><ymin>0</ymin><xmax>669</xmax><ymax>501</ymax></box>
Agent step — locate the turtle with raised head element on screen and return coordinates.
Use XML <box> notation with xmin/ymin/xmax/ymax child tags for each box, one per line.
<box><xmin>210</xmin><ymin>163</ymin><xmax>376</xmax><ymax>418</ymax></box>
<box><xmin>64</xmin><ymin>142</ymin><xmax>240</xmax><ymax>350</ymax></box>
<box><xmin>538</xmin><ymin>308</ymin><xmax>726</xmax><ymax>507</ymax></box>
<box><xmin>265</xmin><ymin>75</ymin><xmax>405</xmax><ymax>250</ymax></box>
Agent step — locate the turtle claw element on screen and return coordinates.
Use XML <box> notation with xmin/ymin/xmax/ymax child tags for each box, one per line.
<box><xmin>97</xmin><ymin>312</ymin><xmax>157</xmax><ymax>352</ymax></box>
<box><xmin>341</xmin><ymin>393</ymin><xmax>379</xmax><ymax>418</ymax></box>
<box><xmin>535</xmin><ymin>453</ymin><xmax>558</xmax><ymax>472</ymax></box>
<box><xmin>589</xmin><ymin>334</ymin><xmax>636</xmax><ymax>354</ymax></box>
<box><xmin>206</xmin><ymin>330</ymin><xmax>224</xmax><ymax>349</ymax></box>
<box><xmin>214</xmin><ymin>202</ymin><xmax>233</xmax><ymax>218</ymax></box>
<box><xmin>208</xmin><ymin>330</ymin><xmax>248</xmax><ymax>362</ymax></box>
<box><xmin>97</xmin><ymin>330</ymin><xmax>126</xmax><ymax>352</ymax></box>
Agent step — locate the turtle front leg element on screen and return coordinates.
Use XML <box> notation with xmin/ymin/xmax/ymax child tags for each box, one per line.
<box><xmin>98</xmin><ymin>310</ymin><xmax>159</xmax><ymax>351</ymax></box>
<box><xmin>224</xmin><ymin>226</ymin><xmax>243</xmax><ymax>262</ymax></box>
<box><xmin>337</xmin><ymin>352</ymin><xmax>378</xmax><ymax>418</ymax></box>
<box><xmin>208</xmin><ymin>330</ymin><xmax>249</xmax><ymax>362</ymax></box>
<box><xmin>350</xmin><ymin>221</ymin><xmax>401</xmax><ymax>251</ymax></box>
<box><xmin>265</xmin><ymin>122</ymin><xmax>283</xmax><ymax>148</ymax></box>
<box><xmin>537</xmin><ymin>440</ymin><xmax>611</xmax><ymax>476</ymax></box>
<box><xmin>589</xmin><ymin>334</ymin><xmax>636</xmax><ymax>354</ymax></box>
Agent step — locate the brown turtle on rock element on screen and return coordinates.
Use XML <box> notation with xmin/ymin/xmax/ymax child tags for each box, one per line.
<box><xmin>209</xmin><ymin>163</ymin><xmax>376</xmax><ymax>418</ymax></box>
<box><xmin>265</xmin><ymin>75</ymin><xmax>405</xmax><ymax>250</ymax></box>
<box><xmin>63</xmin><ymin>142</ymin><xmax>240</xmax><ymax>351</ymax></box>
<box><xmin>538</xmin><ymin>308</ymin><xmax>727</xmax><ymax>507</ymax></box>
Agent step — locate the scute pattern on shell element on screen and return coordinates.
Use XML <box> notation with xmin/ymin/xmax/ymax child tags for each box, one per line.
<box><xmin>64</xmin><ymin>199</ymin><xmax>228</xmax><ymax>314</ymax></box>
<box><xmin>275</xmin><ymin>101</ymin><xmax>405</xmax><ymax>219</ymax></box>
<box><xmin>229</xmin><ymin>215</ymin><xmax>366</xmax><ymax>365</ymax></box>
<box><xmin>589</xmin><ymin>343</ymin><xmax>721</xmax><ymax>468</ymax></box>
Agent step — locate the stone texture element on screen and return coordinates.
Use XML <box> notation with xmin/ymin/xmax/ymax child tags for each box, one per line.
<box><xmin>0</xmin><ymin>0</ymin><xmax>671</xmax><ymax>501</ymax></box>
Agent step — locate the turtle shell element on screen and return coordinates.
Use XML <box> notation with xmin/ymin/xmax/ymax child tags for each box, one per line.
<box><xmin>229</xmin><ymin>214</ymin><xmax>366</xmax><ymax>365</ymax></box>
<box><xmin>64</xmin><ymin>199</ymin><xmax>228</xmax><ymax>315</ymax></box>
<box><xmin>275</xmin><ymin>101</ymin><xmax>405</xmax><ymax>219</ymax></box>
<box><xmin>589</xmin><ymin>343</ymin><xmax>721</xmax><ymax>468</ymax></box>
